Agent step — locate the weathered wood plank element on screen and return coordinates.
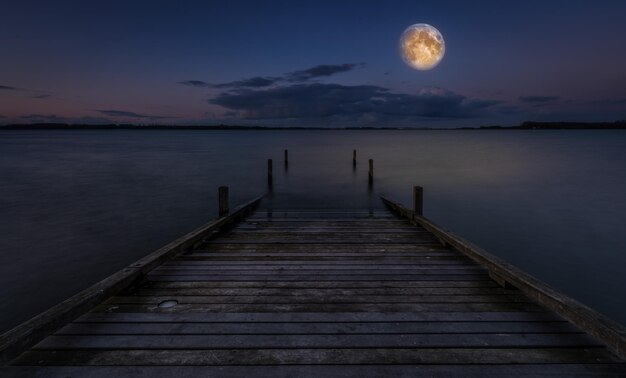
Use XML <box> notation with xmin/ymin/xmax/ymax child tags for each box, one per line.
<box><xmin>149</xmin><ymin>267</ymin><xmax>486</xmax><ymax>275</ymax></box>
<box><xmin>188</xmin><ymin>250</ymin><xmax>454</xmax><ymax>255</ymax></box>
<box><xmin>234</xmin><ymin>221</ymin><xmax>420</xmax><ymax>229</ymax></box>
<box><xmin>260</xmin><ymin>210</ymin><xmax>394</xmax><ymax>213</ymax></box>
<box><xmin>12</xmin><ymin>348</ymin><xmax>621</xmax><ymax>366</ymax></box>
<box><xmin>200</xmin><ymin>240</ymin><xmax>443</xmax><ymax>247</ymax></box>
<box><xmin>188</xmin><ymin>251</ymin><xmax>459</xmax><ymax>258</ymax></box>
<box><xmin>179</xmin><ymin>255</ymin><xmax>467</xmax><ymax>262</ymax></box>
<box><xmin>235</xmin><ymin>227</ymin><xmax>417</xmax><ymax>232</ymax></box>
<box><xmin>190</xmin><ymin>250</ymin><xmax>455</xmax><ymax>256</ymax></box>
<box><xmin>4</xmin><ymin>364</ymin><xmax>626</xmax><ymax>378</ymax></box>
<box><xmin>142</xmin><ymin>280</ymin><xmax>501</xmax><ymax>289</ymax></box>
<box><xmin>154</xmin><ymin>262</ymin><xmax>482</xmax><ymax>269</ymax></box>
<box><xmin>245</xmin><ymin>217</ymin><xmax>408</xmax><ymax>221</ymax></box>
<box><xmin>34</xmin><ymin>333</ymin><xmax>601</xmax><ymax>350</ymax></box>
<box><xmin>240</xmin><ymin>221</ymin><xmax>412</xmax><ymax>227</ymax></box>
<box><xmin>75</xmin><ymin>311</ymin><xmax>564</xmax><ymax>323</ymax></box>
<box><xmin>91</xmin><ymin>302</ymin><xmax>545</xmax><ymax>313</ymax></box>
<box><xmin>247</xmin><ymin>215</ymin><xmax>397</xmax><ymax>219</ymax></box>
<box><xmin>220</xmin><ymin>235</ymin><xmax>435</xmax><ymax>242</ymax></box>
<box><xmin>253</xmin><ymin>210</ymin><xmax>391</xmax><ymax>213</ymax></box>
<box><xmin>166</xmin><ymin>260</ymin><xmax>475</xmax><ymax>266</ymax></box>
<box><xmin>234</xmin><ymin>227</ymin><xmax>421</xmax><ymax>233</ymax></box>
<box><xmin>240</xmin><ymin>216</ymin><xmax>414</xmax><ymax>222</ymax></box>
<box><xmin>224</xmin><ymin>230</ymin><xmax>431</xmax><ymax>236</ymax></box>
<box><xmin>205</xmin><ymin>241</ymin><xmax>439</xmax><ymax>248</ymax></box>
<box><xmin>246</xmin><ymin>217</ymin><xmax>398</xmax><ymax>221</ymax></box>
<box><xmin>195</xmin><ymin>244</ymin><xmax>449</xmax><ymax>252</ymax></box>
<box><xmin>105</xmin><ymin>294</ymin><xmax>531</xmax><ymax>305</ymax></box>
<box><xmin>145</xmin><ymin>274</ymin><xmax>492</xmax><ymax>282</ymax></box>
<box><xmin>56</xmin><ymin>321</ymin><xmax>579</xmax><ymax>336</ymax></box>
<box><xmin>132</xmin><ymin>287</ymin><xmax>516</xmax><ymax>296</ymax></box>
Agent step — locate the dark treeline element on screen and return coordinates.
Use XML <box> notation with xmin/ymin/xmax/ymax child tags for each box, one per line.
<box><xmin>476</xmin><ymin>121</ymin><xmax>626</xmax><ymax>130</ymax></box>
<box><xmin>519</xmin><ymin>121</ymin><xmax>626</xmax><ymax>129</ymax></box>
<box><xmin>1</xmin><ymin>121</ymin><xmax>626</xmax><ymax>130</ymax></box>
<box><xmin>0</xmin><ymin>123</ymin><xmax>311</xmax><ymax>130</ymax></box>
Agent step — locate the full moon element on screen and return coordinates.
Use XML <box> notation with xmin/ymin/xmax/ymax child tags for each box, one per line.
<box><xmin>400</xmin><ymin>23</ymin><xmax>445</xmax><ymax>71</ymax></box>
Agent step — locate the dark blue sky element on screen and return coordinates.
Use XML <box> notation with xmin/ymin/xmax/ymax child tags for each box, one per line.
<box><xmin>1</xmin><ymin>0</ymin><xmax>625</xmax><ymax>127</ymax></box>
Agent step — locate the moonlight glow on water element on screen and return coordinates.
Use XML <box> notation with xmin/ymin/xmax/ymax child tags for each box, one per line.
<box><xmin>400</xmin><ymin>23</ymin><xmax>445</xmax><ymax>70</ymax></box>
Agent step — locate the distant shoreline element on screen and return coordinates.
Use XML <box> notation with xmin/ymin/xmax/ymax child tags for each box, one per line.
<box><xmin>1</xmin><ymin>121</ymin><xmax>625</xmax><ymax>130</ymax></box>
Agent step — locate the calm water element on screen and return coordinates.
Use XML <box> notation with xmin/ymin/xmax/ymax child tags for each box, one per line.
<box><xmin>1</xmin><ymin>129</ymin><xmax>626</xmax><ymax>332</ymax></box>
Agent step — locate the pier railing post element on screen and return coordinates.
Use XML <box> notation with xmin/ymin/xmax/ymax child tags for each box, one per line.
<box><xmin>413</xmin><ymin>186</ymin><xmax>423</xmax><ymax>216</ymax></box>
<box><xmin>218</xmin><ymin>186</ymin><xmax>229</xmax><ymax>216</ymax></box>
<box><xmin>368</xmin><ymin>159</ymin><xmax>373</xmax><ymax>184</ymax></box>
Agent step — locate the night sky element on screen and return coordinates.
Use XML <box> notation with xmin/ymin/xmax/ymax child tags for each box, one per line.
<box><xmin>1</xmin><ymin>0</ymin><xmax>625</xmax><ymax>127</ymax></box>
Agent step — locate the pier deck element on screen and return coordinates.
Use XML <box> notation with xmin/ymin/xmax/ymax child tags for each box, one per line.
<box><xmin>2</xmin><ymin>201</ymin><xmax>626</xmax><ymax>376</ymax></box>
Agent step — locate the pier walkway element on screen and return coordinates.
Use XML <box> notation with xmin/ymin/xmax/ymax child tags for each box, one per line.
<box><xmin>1</xmin><ymin>195</ymin><xmax>625</xmax><ymax>376</ymax></box>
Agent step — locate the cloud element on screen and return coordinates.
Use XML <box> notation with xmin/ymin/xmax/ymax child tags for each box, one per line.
<box><xmin>181</xmin><ymin>63</ymin><xmax>364</xmax><ymax>90</ymax></box>
<box><xmin>519</xmin><ymin>95</ymin><xmax>560</xmax><ymax>103</ymax></box>
<box><xmin>180</xmin><ymin>77</ymin><xmax>279</xmax><ymax>89</ymax></box>
<box><xmin>32</xmin><ymin>94</ymin><xmax>51</xmax><ymax>99</ymax></box>
<box><xmin>20</xmin><ymin>114</ymin><xmax>62</xmax><ymax>121</ymax></box>
<box><xmin>286</xmin><ymin>63</ymin><xmax>364</xmax><ymax>82</ymax></box>
<box><xmin>18</xmin><ymin>114</ymin><xmax>113</xmax><ymax>124</ymax></box>
<box><xmin>0</xmin><ymin>85</ymin><xmax>20</xmax><ymax>90</ymax></box>
<box><xmin>210</xmin><ymin>83</ymin><xmax>499</xmax><ymax>120</ymax></box>
<box><xmin>213</xmin><ymin>76</ymin><xmax>280</xmax><ymax>89</ymax></box>
<box><xmin>97</xmin><ymin>110</ymin><xmax>173</xmax><ymax>119</ymax></box>
<box><xmin>179</xmin><ymin>80</ymin><xmax>211</xmax><ymax>88</ymax></box>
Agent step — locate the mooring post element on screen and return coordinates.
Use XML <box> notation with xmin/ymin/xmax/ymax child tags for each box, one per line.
<box><xmin>413</xmin><ymin>186</ymin><xmax>423</xmax><ymax>216</ymax></box>
<box><xmin>353</xmin><ymin>149</ymin><xmax>357</xmax><ymax>166</ymax></box>
<box><xmin>368</xmin><ymin>159</ymin><xmax>373</xmax><ymax>183</ymax></box>
<box><xmin>218</xmin><ymin>186</ymin><xmax>229</xmax><ymax>216</ymax></box>
<box><xmin>268</xmin><ymin>158</ymin><xmax>273</xmax><ymax>184</ymax></box>
<box><xmin>284</xmin><ymin>149</ymin><xmax>289</xmax><ymax>168</ymax></box>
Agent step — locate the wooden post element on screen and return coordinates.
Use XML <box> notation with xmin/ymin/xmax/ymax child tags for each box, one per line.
<box><xmin>267</xmin><ymin>158</ymin><xmax>273</xmax><ymax>183</ymax></box>
<box><xmin>218</xmin><ymin>186</ymin><xmax>229</xmax><ymax>216</ymax></box>
<box><xmin>353</xmin><ymin>149</ymin><xmax>357</xmax><ymax>166</ymax></box>
<box><xmin>413</xmin><ymin>186</ymin><xmax>423</xmax><ymax>216</ymax></box>
<box><xmin>368</xmin><ymin>159</ymin><xmax>373</xmax><ymax>183</ymax></box>
<box><xmin>284</xmin><ymin>149</ymin><xmax>288</xmax><ymax>170</ymax></box>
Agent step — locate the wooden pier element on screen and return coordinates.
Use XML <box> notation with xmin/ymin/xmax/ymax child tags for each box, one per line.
<box><xmin>2</xmin><ymin>191</ymin><xmax>626</xmax><ymax>376</ymax></box>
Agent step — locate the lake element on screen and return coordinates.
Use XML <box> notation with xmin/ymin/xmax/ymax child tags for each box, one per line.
<box><xmin>1</xmin><ymin>129</ymin><xmax>625</xmax><ymax>332</ymax></box>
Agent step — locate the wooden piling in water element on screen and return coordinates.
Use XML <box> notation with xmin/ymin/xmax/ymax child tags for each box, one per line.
<box><xmin>368</xmin><ymin>159</ymin><xmax>373</xmax><ymax>184</ymax></box>
<box><xmin>353</xmin><ymin>149</ymin><xmax>357</xmax><ymax>166</ymax></box>
<box><xmin>413</xmin><ymin>186</ymin><xmax>423</xmax><ymax>215</ymax></box>
<box><xmin>284</xmin><ymin>149</ymin><xmax>288</xmax><ymax>166</ymax></box>
<box><xmin>218</xmin><ymin>186</ymin><xmax>229</xmax><ymax>216</ymax></box>
<box><xmin>267</xmin><ymin>159</ymin><xmax>273</xmax><ymax>186</ymax></box>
